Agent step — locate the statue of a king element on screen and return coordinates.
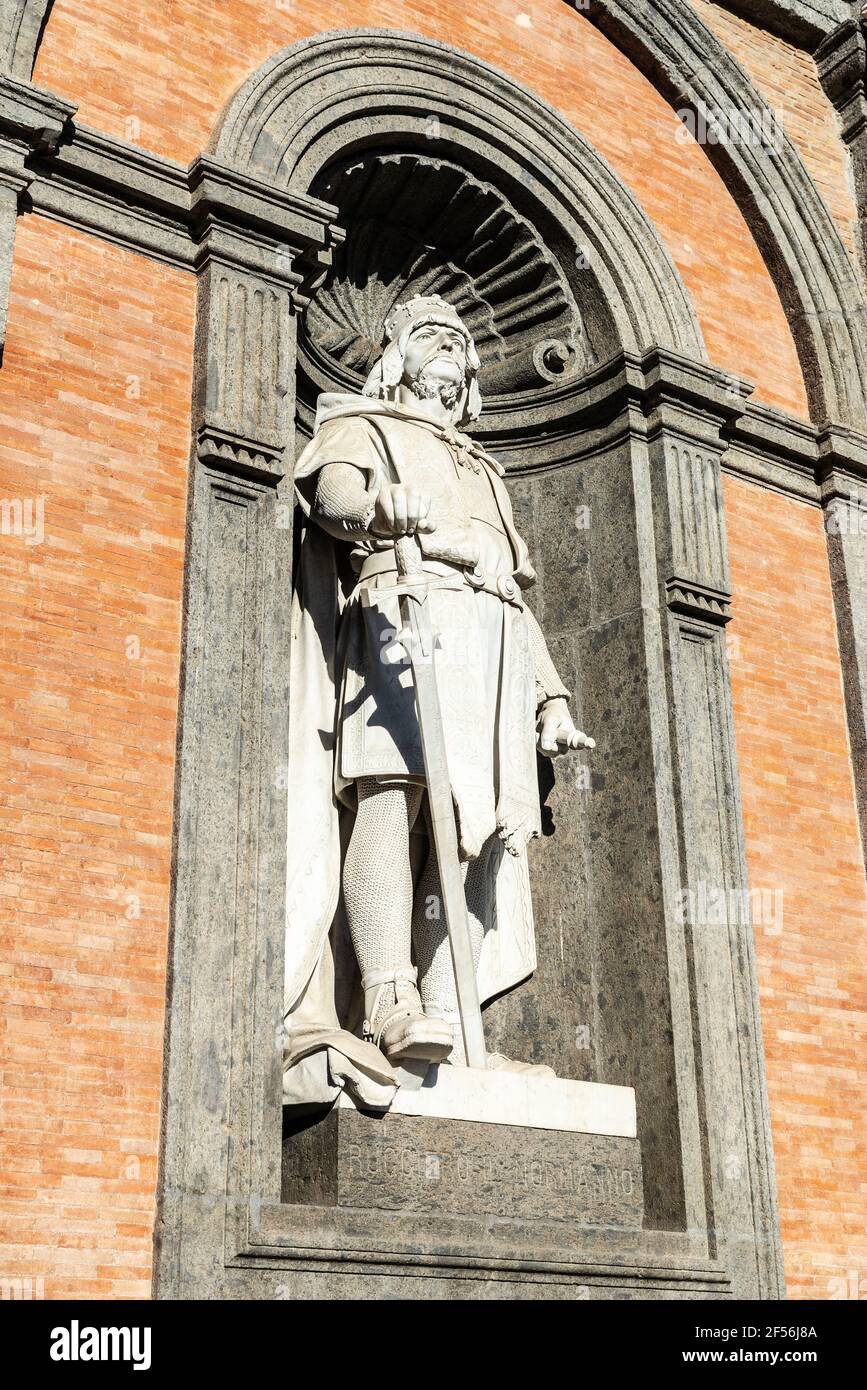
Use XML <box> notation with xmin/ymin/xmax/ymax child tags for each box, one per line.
<box><xmin>283</xmin><ymin>294</ymin><xmax>593</xmax><ymax>1109</ymax></box>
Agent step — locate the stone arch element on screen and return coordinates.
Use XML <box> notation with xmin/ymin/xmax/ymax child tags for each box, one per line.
<box><xmin>1</xmin><ymin>0</ymin><xmax>54</xmax><ymax>78</ymax></box>
<box><xmin>11</xmin><ymin>2</ymin><xmax>866</xmax><ymax>427</ymax></box>
<box><xmin>212</xmin><ymin>26</ymin><xmax>707</xmax><ymax>387</ymax></box>
<box><xmin>581</xmin><ymin>0</ymin><xmax>867</xmax><ymax>430</ymax></box>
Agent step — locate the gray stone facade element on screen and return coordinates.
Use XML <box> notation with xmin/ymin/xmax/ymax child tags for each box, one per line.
<box><xmin>715</xmin><ymin>0</ymin><xmax>853</xmax><ymax>48</ymax></box>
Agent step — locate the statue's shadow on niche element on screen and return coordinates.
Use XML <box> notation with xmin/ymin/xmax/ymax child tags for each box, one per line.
<box><xmin>537</xmin><ymin>753</ymin><xmax>556</xmax><ymax>838</ymax></box>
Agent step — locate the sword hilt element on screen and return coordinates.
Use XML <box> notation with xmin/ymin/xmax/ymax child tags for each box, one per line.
<box><xmin>395</xmin><ymin>534</ymin><xmax>424</xmax><ymax>578</ymax></box>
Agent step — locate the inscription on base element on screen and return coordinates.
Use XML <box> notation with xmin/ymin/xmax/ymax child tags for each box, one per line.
<box><xmin>335</xmin><ymin>1111</ymin><xmax>643</xmax><ymax>1226</ymax></box>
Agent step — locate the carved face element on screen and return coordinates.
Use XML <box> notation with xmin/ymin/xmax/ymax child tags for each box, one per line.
<box><xmin>401</xmin><ymin>320</ymin><xmax>468</xmax><ymax>393</ymax></box>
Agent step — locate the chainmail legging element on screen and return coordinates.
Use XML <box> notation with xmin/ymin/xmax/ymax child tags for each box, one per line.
<box><xmin>343</xmin><ymin>779</ymin><xmax>424</xmax><ymax>1027</ymax></box>
<box><xmin>343</xmin><ymin>778</ymin><xmax>490</xmax><ymax>1044</ymax></box>
<box><xmin>412</xmin><ymin>822</ymin><xmax>488</xmax><ymax>1014</ymax></box>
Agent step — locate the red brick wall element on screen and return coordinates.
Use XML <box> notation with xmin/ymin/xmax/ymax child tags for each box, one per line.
<box><xmin>0</xmin><ymin>0</ymin><xmax>861</xmax><ymax>1299</ymax></box>
<box><xmin>0</xmin><ymin>218</ymin><xmax>194</xmax><ymax>1298</ymax></box>
<box><xmin>724</xmin><ymin>474</ymin><xmax>867</xmax><ymax>1301</ymax></box>
<box><xmin>694</xmin><ymin>0</ymin><xmax>858</xmax><ymax>262</ymax></box>
<box><xmin>33</xmin><ymin>0</ymin><xmax>808</xmax><ymax>418</ymax></box>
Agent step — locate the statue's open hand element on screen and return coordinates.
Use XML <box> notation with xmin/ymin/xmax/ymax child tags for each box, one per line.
<box><xmin>536</xmin><ymin>697</ymin><xmax>595</xmax><ymax>757</ymax></box>
<box><xmin>371</xmin><ymin>484</ymin><xmax>436</xmax><ymax>538</ymax></box>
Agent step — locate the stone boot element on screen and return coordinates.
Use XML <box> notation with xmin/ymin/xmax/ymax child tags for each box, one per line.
<box><xmin>363</xmin><ymin>967</ymin><xmax>453</xmax><ymax>1063</ymax></box>
<box><xmin>436</xmin><ymin>1012</ymin><xmax>555</xmax><ymax>1077</ymax></box>
<box><xmin>487</xmin><ymin>1052</ymin><xmax>556</xmax><ymax>1079</ymax></box>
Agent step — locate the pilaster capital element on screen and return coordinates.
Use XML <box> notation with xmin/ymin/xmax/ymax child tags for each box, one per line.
<box><xmin>187</xmin><ymin>155</ymin><xmax>344</xmax><ymax>310</ymax></box>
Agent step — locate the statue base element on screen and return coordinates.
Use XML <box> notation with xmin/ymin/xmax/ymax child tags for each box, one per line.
<box><xmin>282</xmin><ymin>1069</ymin><xmax>643</xmax><ymax>1228</ymax></box>
<box><xmin>346</xmin><ymin>1061</ymin><xmax>636</xmax><ymax>1134</ymax></box>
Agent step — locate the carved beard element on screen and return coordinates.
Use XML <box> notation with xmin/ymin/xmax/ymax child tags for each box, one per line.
<box><xmin>408</xmin><ymin>364</ymin><xmax>462</xmax><ymax>413</ymax></box>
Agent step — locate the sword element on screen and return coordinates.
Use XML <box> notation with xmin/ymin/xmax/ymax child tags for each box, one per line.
<box><xmin>393</xmin><ymin>534</ymin><xmax>488</xmax><ymax>1071</ymax></box>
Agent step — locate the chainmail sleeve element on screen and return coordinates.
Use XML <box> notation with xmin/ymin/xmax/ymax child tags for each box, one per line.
<box><xmin>523</xmin><ymin>603</ymin><xmax>571</xmax><ymax>710</ymax></box>
<box><xmin>312</xmin><ymin>461</ymin><xmax>378</xmax><ymax>542</ymax></box>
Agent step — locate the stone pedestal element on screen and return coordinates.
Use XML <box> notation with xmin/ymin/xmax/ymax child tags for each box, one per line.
<box><xmin>358</xmin><ymin>1062</ymin><xmax>637</xmax><ymax>1135</ymax></box>
<box><xmin>282</xmin><ymin>1105</ymin><xmax>643</xmax><ymax>1229</ymax></box>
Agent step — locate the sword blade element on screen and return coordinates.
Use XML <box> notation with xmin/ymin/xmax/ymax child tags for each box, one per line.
<box><xmin>399</xmin><ymin>586</ymin><xmax>488</xmax><ymax>1071</ymax></box>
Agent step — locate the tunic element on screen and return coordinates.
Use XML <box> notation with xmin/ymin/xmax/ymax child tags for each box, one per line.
<box><xmin>298</xmin><ymin>402</ymin><xmax>567</xmax><ymax>859</ymax></box>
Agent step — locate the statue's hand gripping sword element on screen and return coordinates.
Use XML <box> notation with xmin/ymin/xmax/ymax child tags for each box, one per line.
<box><xmin>394</xmin><ymin>535</ymin><xmax>488</xmax><ymax>1071</ymax></box>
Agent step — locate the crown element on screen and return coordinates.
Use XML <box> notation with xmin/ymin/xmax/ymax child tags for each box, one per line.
<box><xmin>383</xmin><ymin>294</ymin><xmax>467</xmax><ymax>344</ymax></box>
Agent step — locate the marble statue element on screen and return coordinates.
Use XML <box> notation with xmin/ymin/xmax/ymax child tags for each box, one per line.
<box><xmin>283</xmin><ymin>294</ymin><xmax>593</xmax><ymax>1109</ymax></box>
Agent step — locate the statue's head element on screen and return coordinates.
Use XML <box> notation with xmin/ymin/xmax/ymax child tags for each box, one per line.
<box><xmin>363</xmin><ymin>295</ymin><xmax>482</xmax><ymax>428</ymax></box>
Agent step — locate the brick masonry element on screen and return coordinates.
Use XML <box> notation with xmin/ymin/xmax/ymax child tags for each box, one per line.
<box><xmin>725</xmin><ymin>474</ymin><xmax>867</xmax><ymax>1301</ymax></box>
<box><xmin>0</xmin><ymin>0</ymin><xmax>861</xmax><ymax>1298</ymax></box>
<box><xmin>0</xmin><ymin>219</ymin><xmax>194</xmax><ymax>1298</ymax></box>
<box><xmin>695</xmin><ymin>0</ymin><xmax>859</xmax><ymax>262</ymax></box>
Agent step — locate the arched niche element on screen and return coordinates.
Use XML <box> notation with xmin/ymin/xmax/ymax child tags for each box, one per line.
<box><xmin>212</xmin><ymin>28</ymin><xmax>705</xmax><ymax>384</ymax></box>
<box><xmin>160</xmin><ymin>29</ymin><xmax>782</xmax><ymax>1302</ymax></box>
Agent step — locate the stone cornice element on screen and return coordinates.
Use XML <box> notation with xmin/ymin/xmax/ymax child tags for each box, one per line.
<box><xmin>495</xmin><ymin>347</ymin><xmax>867</xmax><ymax>509</ymax></box>
<box><xmin>0</xmin><ymin>76</ymin><xmax>346</xmax><ymax>309</ymax></box>
<box><xmin>817</xmin><ymin>17</ymin><xmax>867</xmax><ymax>142</ymax></box>
<box><xmin>715</xmin><ymin>1</ymin><xmax>851</xmax><ymax>51</ymax></box>
<box><xmin>816</xmin><ymin>420</ymin><xmax>867</xmax><ymax>506</ymax></box>
<box><xmin>2</xmin><ymin>73</ymin><xmax>865</xmax><ymax>508</ymax></box>
<box><xmin>26</xmin><ymin>121</ymin><xmax>192</xmax><ymax>263</ymax></box>
<box><xmin>722</xmin><ymin>399</ymin><xmax>820</xmax><ymax>503</ymax></box>
<box><xmin>189</xmin><ymin>155</ymin><xmax>342</xmax><ymax>307</ymax></box>
<box><xmin>0</xmin><ymin>71</ymin><xmax>73</xmax><ymax>149</ymax></box>
<box><xmin>0</xmin><ymin>71</ymin><xmax>73</xmax><ymax>196</ymax></box>
<box><xmin>488</xmin><ymin>350</ymin><xmax>737</xmax><ymax>471</ymax></box>
<box><xmin>22</xmin><ymin>121</ymin><xmax>344</xmax><ymax>287</ymax></box>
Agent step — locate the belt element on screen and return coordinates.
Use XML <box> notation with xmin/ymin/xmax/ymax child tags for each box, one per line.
<box><xmin>356</xmin><ymin>550</ymin><xmax>524</xmax><ymax>610</ymax></box>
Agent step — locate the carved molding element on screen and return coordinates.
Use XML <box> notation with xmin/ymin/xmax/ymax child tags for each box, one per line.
<box><xmin>816</xmin><ymin>18</ymin><xmax>867</xmax><ymax>294</ymax></box>
<box><xmin>1</xmin><ymin>0</ymin><xmax>55</xmax><ymax>79</ymax></box>
<box><xmin>189</xmin><ymin>155</ymin><xmax>343</xmax><ymax>310</ymax></box>
<box><xmin>630</xmin><ymin>350</ymin><xmax>740</xmax><ymax>628</ymax></box>
<box><xmin>715</xmin><ymin>0</ymin><xmax>851</xmax><ymax>49</ymax></box>
<box><xmin>27</xmin><ymin>121</ymin><xmax>193</xmax><ymax>266</ymax></box>
<box><xmin>664</xmin><ymin>444</ymin><xmax>733</xmax><ymax>627</ymax></box>
<box><xmin>24</xmin><ymin>122</ymin><xmax>345</xmax><ymax>281</ymax></box>
<box><xmin>188</xmin><ymin>156</ymin><xmax>342</xmax><ymax>483</ymax></box>
<box><xmin>722</xmin><ymin>399</ymin><xmax>824</xmax><ymax>504</ymax></box>
<box><xmin>196</xmin><ymin>426</ymin><xmax>286</xmax><ymax>486</ymax></box>
<box><xmin>0</xmin><ymin>69</ymin><xmax>71</xmax><ymax>150</ymax></box>
<box><xmin>3</xmin><ymin>1</ymin><xmax>861</xmax><ymax>438</ymax></box>
<box><xmin>7</xmin><ymin>10</ymin><xmax>867</xmax><ymax>436</ymax></box>
<box><xmin>817</xmin><ymin>18</ymin><xmax>867</xmax><ymax>141</ymax></box>
<box><xmin>0</xmin><ymin>17</ymin><xmax>862</xmax><ymax>437</ymax></box>
<box><xmin>666</xmin><ymin>578</ymin><xmax>732</xmax><ymax>626</ymax></box>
